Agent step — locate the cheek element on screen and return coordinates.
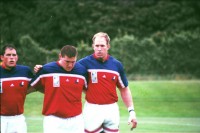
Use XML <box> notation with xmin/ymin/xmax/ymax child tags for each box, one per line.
<box><xmin>16</xmin><ymin>57</ymin><xmax>19</xmax><ymax>61</ymax></box>
<box><xmin>94</xmin><ymin>48</ymin><xmax>99</xmax><ymax>52</ymax></box>
<box><xmin>4</xmin><ymin>58</ymin><xmax>9</xmax><ymax>62</ymax></box>
<box><xmin>93</xmin><ymin>46</ymin><xmax>97</xmax><ymax>50</ymax></box>
<box><xmin>103</xmin><ymin>47</ymin><xmax>108</xmax><ymax>51</ymax></box>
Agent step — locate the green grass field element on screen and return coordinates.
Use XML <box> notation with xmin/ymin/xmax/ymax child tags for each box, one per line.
<box><xmin>24</xmin><ymin>80</ymin><xmax>200</xmax><ymax>133</ymax></box>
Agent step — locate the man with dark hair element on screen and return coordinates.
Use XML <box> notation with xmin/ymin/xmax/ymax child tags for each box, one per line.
<box><xmin>30</xmin><ymin>45</ymin><xmax>87</xmax><ymax>133</ymax></box>
<box><xmin>0</xmin><ymin>44</ymin><xmax>34</xmax><ymax>133</ymax></box>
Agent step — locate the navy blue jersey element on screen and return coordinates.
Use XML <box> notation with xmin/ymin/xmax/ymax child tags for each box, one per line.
<box><xmin>0</xmin><ymin>65</ymin><xmax>33</xmax><ymax>115</ymax></box>
<box><xmin>78</xmin><ymin>54</ymin><xmax>128</xmax><ymax>104</ymax></box>
<box><xmin>30</xmin><ymin>61</ymin><xmax>87</xmax><ymax>118</ymax></box>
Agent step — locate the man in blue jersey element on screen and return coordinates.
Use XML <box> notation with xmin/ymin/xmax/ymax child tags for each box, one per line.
<box><xmin>30</xmin><ymin>45</ymin><xmax>87</xmax><ymax>133</ymax></box>
<box><xmin>78</xmin><ymin>32</ymin><xmax>137</xmax><ymax>133</ymax></box>
<box><xmin>0</xmin><ymin>44</ymin><xmax>34</xmax><ymax>133</ymax></box>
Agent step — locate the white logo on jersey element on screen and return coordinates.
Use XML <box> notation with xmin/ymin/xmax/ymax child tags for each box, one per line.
<box><xmin>66</xmin><ymin>79</ymin><xmax>69</xmax><ymax>82</ymax></box>
<box><xmin>10</xmin><ymin>84</ymin><xmax>14</xmax><ymax>87</ymax></box>
<box><xmin>102</xmin><ymin>75</ymin><xmax>106</xmax><ymax>78</ymax></box>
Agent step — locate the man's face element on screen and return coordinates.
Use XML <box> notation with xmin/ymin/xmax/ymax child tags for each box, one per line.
<box><xmin>93</xmin><ymin>36</ymin><xmax>110</xmax><ymax>60</ymax></box>
<box><xmin>1</xmin><ymin>48</ymin><xmax>18</xmax><ymax>69</ymax></box>
<box><xmin>59</xmin><ymin>55</ymin><xmax>76</xmax><ymax>71</ymax></box>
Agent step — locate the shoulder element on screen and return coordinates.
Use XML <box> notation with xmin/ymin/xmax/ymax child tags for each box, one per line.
<box><xmin>73</xmin><ymin>62</ymin><xmax>87</xmax><ymax>75</ymax></box>
<box><xmin>74</xmin><ymin>62</ymin><xmax>87</xmax><ymax>71</ymax></box>
<box><xmin>43</xmin><ymin>62</ymin><xmax>57</xmax><ymax>68</ymax></box>
<box><xmin>109</xmin><ymin>56</ymin><xmax>122</xmax><ymax>65</ymax></box>
<box><xmin>16</xmin><ymin>65</ymin><xmax>34</xmax><ymax>78</ymax></box>
<box><xmin>44</xmin><ymin>61</ymin><xmax>57</xmax><ymax>66</ymax></box>
<box><xmin>16</xmin><ymin>65</ymin><xmax>32</xmax><ymax>71</ymax></box>
<box><xmin>38</xmin><ymin>62</ymin><xmax>58</xmax><ymax>74</ymax></box>
<box><xmin>78</xmin><ymin>55</ymin><xmax>93</xmax><ymax>62</ymax></box>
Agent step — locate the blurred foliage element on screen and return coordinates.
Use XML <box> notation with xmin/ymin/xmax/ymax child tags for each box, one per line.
<box><xmin>1</xmin><ymin>0</ymin><xmax>199</xmax><ymax>49</ymax></box>
<box><xmin>110</xmin><ymin>30</ymin><xmax>200</xmax><ymax>77</ymax></box>
<box><xmin>18</xmin><ymin>35</ymin><xmax>59</xmax><ymax>69</ymax></box>
<box><xmin>1</xmin><ymin>0</ymin><xmax>200</xmax><ymax>78</ymax></box>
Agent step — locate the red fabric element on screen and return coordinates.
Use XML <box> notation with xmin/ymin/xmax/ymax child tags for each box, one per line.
<box><xmin>33</xmin><ymin>74</ymin><xmax>85</xmax><ymax>118</ymax></box>
<box><xmin>0</xmin><ymin>78</ymin><xmax>29</xmax><ymax>115</ymax></box>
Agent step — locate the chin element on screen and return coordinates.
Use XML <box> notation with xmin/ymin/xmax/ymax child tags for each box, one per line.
<box><xmin>96</xmin><ymin>55</ymin><xmax>103</xmax><ymax>59</ymax></box>
<box><xmin>66</xmin><ymin>69</ymin><xmax>72</xmax><ymax>71</ymax></box>
<box><xmin>9</xmin><ymin>65</ymin><xmax>16</xmax><ymax>67</ymax></box>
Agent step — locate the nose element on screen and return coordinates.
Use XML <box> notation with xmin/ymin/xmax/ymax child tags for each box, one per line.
<box><xmin>97</xmin><ymin>46</ymin><xmax>102</xmax><ymax>50</ymax></box>
<box><xmin>67</xmin><ymin>62</ymin><xmax>74</xmax><ymax>67</ymax></box>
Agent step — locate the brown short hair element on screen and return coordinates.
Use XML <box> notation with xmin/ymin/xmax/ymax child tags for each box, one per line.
<box><xmin>60</xmin><ymin>45</ymin><xmax>78</xmax><ymax>58</ymax></box>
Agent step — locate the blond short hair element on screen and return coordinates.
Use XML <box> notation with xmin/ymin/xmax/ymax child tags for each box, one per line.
<box><xmin>92</xmin><ymin>32</ymin><xmax>110</xmax><ymax>45</ymax></box>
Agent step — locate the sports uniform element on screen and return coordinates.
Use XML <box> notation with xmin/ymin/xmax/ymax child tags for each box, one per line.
<box><xmin>30</xmin><ymin>61</ymin><xmax>87</xmax><ymax>133</ymax></box>
<box><xmin>78</xmin><ymin>54</ymin><xmax>128</xmax><ymax>133</ymax></box>
<box><xmin>0</xmin><ymin>65</ymin><xmax>33</xmax><ymax>133</ymax></box>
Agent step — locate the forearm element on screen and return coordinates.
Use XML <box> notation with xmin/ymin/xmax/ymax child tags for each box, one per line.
<box><xmin>27</xmin><ymin>86</ymin><xmax>37</xmax><ymax>94</ymax></box>
<box><xmin>120</xmin><ymin>87</ymin><xmax>134</xmax><ymax>108</ymax></box>
<box><xmin>120</xmin><ymin>86</ymin><xmax>137</xmax><ymax>129</ymax></box>
<box><xmin>27</xmin><ymin>86</ymin><xmax>44</xmax><ymax>94</ymax></box>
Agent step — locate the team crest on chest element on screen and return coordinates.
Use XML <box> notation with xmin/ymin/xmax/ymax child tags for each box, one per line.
<box><xmin>75</xmin><ymin>79</ymin><xmax>79</xmax><ymax>84</ymax></box>
<box><xmin>20</xmin><ymin>81</ymin><xmax>25</xmax><ymax>87</ymax></box>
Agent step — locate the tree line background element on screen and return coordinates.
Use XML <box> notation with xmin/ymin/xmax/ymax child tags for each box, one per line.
<box><xmin>1</xmin><ymin>0</ymin><xmax>200</xmax><ymax>79</ymax></box>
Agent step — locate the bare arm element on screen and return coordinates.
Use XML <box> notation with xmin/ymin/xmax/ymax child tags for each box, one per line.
<box><xmin>119</xmin><ymin>86</ymin><xmax>133</xmax><ymax>108</ymax></box>
<box><xmin>119</xmin><ymin>86</ymin><xmax>137</xmax><ymax>130</ymax></box>
<box><xmin>27</xmin><ymin>86</ymin><xmax>37</xmax><ymax>94</ymax></box>
<box><xmin>27</xmin><ymin>86</ymin><xmax>44</xmax><ymax>94</ymax></box>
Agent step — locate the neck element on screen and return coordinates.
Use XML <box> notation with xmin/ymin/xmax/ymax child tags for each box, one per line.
<box><xmin>97</xmin><ymin>57</ymin><xmax>105</xmax><ymax>62</ymax></box>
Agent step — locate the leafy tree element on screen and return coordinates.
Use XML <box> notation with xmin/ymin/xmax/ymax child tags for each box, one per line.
<box><xmin>18</xmin><ymin>35</ymin><xmax>59</xmax><ymax>69</ymax></box>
